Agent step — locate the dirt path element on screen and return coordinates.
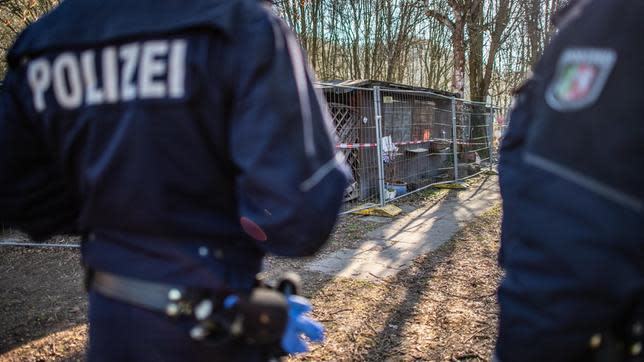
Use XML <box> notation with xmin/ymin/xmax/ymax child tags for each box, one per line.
<box><xmin>305</xmin><ymin>176</ymin><xmax>499</xmax><ymax>281</ymax></box>
<box><xmin>289</xmin><ymin>205</ymin><xmax>502</xmax><ymax>361</ymax></box>
<box><xmin>0</xmin><ymin>177</ymin><xmax>502</xmax><ymax>361</ymax></box>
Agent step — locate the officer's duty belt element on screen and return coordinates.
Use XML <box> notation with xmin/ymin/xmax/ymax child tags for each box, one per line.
<box><xmin>90</xmin><ymin>270</ymin><xmax>225</xmax><ymax>319</ymax></box>
<box><xmin>89</xmin><ymin>270</ymin><xmax>291</xmax><ymax>348</ymax></box>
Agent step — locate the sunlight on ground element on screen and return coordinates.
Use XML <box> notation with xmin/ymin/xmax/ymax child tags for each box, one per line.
<box><xmin>1</xmin><ymin>325</ymin><xmax>87</xmax><ymax>362</ymax></box>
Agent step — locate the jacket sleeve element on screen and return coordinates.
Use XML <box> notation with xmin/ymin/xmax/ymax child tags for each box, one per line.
<box><xmin>0</xmin><ymin>69</ymin><xmax>78</xmax><ymax>240</ymax></box>
<box><xmin>226</xmin><ymin>13</ymin><xmax>349</xmax><ymax>257</ymax></box>
<box><xmin>497</xmin><ymin>1</ymin><xmax>644</xmax><ymax>360</ymax></box>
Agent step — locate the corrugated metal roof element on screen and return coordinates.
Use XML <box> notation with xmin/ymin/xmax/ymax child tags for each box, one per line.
<box><xmin>318</xmin><ymin>79</ymin><xmax>459</xmax><ymax>98</ymax></box>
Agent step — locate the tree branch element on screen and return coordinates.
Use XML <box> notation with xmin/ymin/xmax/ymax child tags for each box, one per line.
<box><xmin>425</xmin><ymin>9</ymin><xmax>454</xmax><ymax>30</ymax></box>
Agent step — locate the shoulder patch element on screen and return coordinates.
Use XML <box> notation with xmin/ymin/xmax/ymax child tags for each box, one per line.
<box><xmin>546</xmin><ymin>48</ymin><xmax>617</xmax><ymax>112</ymax></box>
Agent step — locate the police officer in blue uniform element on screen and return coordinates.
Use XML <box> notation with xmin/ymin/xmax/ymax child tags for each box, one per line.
<box><xmin>496</xmin><ymin>0</ymin><xmax>643</xmax><ymax>361</ymax></box>
<box><xmin>0</xmin><ymin>0</ymin><xmax>349</xmax><ymax>360</ymax></box>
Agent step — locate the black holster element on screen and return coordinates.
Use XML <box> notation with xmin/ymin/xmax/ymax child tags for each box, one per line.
<box><xmin>84</xmin><ymin>268</ymin><xmax>300</xmax><ymax>357</ymax></box>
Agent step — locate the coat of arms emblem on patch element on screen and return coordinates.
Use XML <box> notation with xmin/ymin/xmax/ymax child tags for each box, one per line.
<box><xmin>546</xmin><ymin>48</ymin><xmax>617</xmax><ymax>112</ymax></box>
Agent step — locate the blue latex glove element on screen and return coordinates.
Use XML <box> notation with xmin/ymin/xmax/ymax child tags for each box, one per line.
<box><xmin>223</xmin><ymin>295</ymin><xmax>239</xmax><ymax>309</ymax></box>
<box><xmin>222</xmin><ymin>294</ymin><xmax>325</xmax><ymax>354</ymax></box>
<box><xmin>281</xmin><ymin>295</ymin><xmax>325</xmax><ymax>354</ymax></box>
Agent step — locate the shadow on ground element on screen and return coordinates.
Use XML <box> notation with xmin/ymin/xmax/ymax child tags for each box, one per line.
<box><xmin>0</xmin><ymin>245</ymin><xmax>87</xmax><ymax>359</ymax></box>
<box><xmin>290</xmin><ymin>204</ymin><xmax>502</xmax><ymax>362</ymax></box>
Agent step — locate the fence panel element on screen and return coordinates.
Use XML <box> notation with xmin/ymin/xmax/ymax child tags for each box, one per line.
<box><xmin>319</xmin><ymin>83</ymin><xmax>501</xmax><ymax>212</ymax></box>
<box><xmin>377</xmin><ymin>88</ymin><xmax>455</xmax><ymax>201</ymax></box>
<box><xmin>317</xmin><ymin>83</ymin><xmax>381</xmax><ymax>213</ymax></box>
<box><xmin>491</xmin><ymin>106</ymin><xmax>510</xmax><ymax>164</ymax></box>
<box><xmin>453</xmin><ymin>100</ymin><xmax>494</xmax><ymax>182</ymax></box>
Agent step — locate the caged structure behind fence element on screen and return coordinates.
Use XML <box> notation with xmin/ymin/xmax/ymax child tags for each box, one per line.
<box><xmin>318</xmin><ymin>80</ymin><xmax>503</xmax><ymax>214</ymax></box>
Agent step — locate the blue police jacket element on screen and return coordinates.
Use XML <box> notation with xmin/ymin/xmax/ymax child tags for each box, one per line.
<box><xmin>497</xmin><ymin>0</ymin><xmax>643</xmax><ymax>360</ymax></box>
<box><xmin>0</xmin><ymin>0</ymin><xmax>349</xmax><ymax>291</ymax></box>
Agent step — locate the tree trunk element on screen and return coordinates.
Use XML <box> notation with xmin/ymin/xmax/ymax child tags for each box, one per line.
<box><xmin>524</xmin><ymin>0</ymin><xmax>543</xmax><ymax>67</ymax></box>
<box><xmin>467</xmin><ymin>0</ymin><xmax>485</xmax><ymax>102</ymax></box>
<box><xmin>452</xmin><ymin>12</ymin><xmax>466</xmax><ymax>97</ymax></box>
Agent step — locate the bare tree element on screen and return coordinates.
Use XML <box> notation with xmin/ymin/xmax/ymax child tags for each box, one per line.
<box><xmin>425</xmin><ymin>0</ymin><xmax>467</xmax><ymax>96</ymax></box>
<box><xmin>1</xmin><ymin>0</ymin><xmax>571</xmax><ymax>104</ymax></box>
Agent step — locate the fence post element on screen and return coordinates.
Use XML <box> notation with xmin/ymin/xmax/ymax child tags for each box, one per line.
<box><xmin>487</xmin><ymin>107</ymin><xmax>495</xmax><ymax>170</ymax></box>
<box><xmin>373</xmin><ymin>86</ymin><xmax>386</xmax><ymax>206</ymax></box>
<box><xmin>451</xmin><ymin>97</ymin><xmax>459</xmax><ymax>182</ymax></box>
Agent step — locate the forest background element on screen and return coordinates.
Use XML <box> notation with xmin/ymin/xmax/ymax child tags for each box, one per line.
<box><xmin>0</xmin><ymin>0</ymin><xmax>570</xmax><ymax>110</ymax></box>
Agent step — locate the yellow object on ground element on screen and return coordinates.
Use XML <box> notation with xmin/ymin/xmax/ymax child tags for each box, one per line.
<box><xmin>353</xmin><ymin>204</ymin><xmax>402</xmax><ymax>217</ymax></box>
<box><xmin>434</xmin><ymin>182</ymin><xmax>468</xmax><ymax>190</ymax></box>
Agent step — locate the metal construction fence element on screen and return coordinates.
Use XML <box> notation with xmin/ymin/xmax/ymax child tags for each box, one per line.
<box><xmin>319</xmin><ymin>82</ymin><xmax>505</xmax><ymax>214</ymax></box>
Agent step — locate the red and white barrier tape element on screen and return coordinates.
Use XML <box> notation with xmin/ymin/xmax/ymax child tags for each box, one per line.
<box><xmin>335</xmin><ymin>143</ymin><xmax>377</xmax><ymax>149</ymax></box>
<box><xmin>336</xmin><ymin>140</ymin><xmax>432</xmax><ymax>149</ymax></box>
<box><xmin>335</xmin><ymin>139</ymin><xmax>487</xmax><ymax>150</ymax></box>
